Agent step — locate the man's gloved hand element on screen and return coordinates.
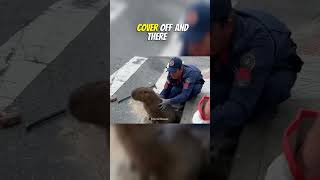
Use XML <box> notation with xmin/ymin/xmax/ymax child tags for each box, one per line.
<box><xmin>159</xmin><ymin>98</ymin><xmax>171</xmax><ymax>111</ymax></box>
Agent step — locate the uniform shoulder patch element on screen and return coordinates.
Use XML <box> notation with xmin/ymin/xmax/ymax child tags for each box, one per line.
<box><xmin>183</xmin><ymin>78</ymin><xmax>191</xmax><ymax>89</ymax></box>
<box><xmin>235</xmin><ymin>68</ymin><xmax>251</xmax><ymax>87</ymax></box>
<box><xmin>235</xmin><ymin>53</ymin><xmax>255</xmax><ymax>87</ymax></box>
<box><xmin>240</xmin><ymin>53</ymin><xmax>256</xmax><ymax>70</ymax></box>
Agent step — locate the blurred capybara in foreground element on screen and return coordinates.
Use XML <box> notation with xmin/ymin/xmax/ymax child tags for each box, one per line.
<box><xmin>68</xmin><ymin>81</ymin><xmax>108</xmax><ymax>128</ymax></box>
<box><xmin>67</xmin><ymin>82</ymin><xmax>211</xmax><ymax>180</ymax></box>
<box><xmin>114</xmin><ymin>124</ymin><xmax>210</xmax><ymax>180</ymax></box>
<box><xmin>131</xmin><ymin>87</ymin><xmax>181</xmax><ymax>123</ymax></box>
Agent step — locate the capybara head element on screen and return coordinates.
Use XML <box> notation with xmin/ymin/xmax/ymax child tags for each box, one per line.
<box><xmin>131</xmin><ymin>87</ymin><xmax>159</xmax><ymax>103</ymax></box>
<box><xmin>68</xmin><ymin>81</ymin><xmax>108</xmax><ymax>128</ymax></box>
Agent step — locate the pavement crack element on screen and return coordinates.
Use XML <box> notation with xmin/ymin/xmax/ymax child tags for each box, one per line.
<box><xmin>24</xmin><ymin>58</ymin><xmax>49</xmax><ymax>65</ymax></box>
<box><xmin>5</xmin><ymin>48</ymin><xmax>16</xmax><ymax>63</ymax></box>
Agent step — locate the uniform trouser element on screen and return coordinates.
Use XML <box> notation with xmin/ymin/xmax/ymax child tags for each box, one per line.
<box><xmin>256</xmin><ymin>70</ymin><xmax>297</xmax><ymax>111</ymax></box>
<box><xmin>166</xmin><ymin>83</ymin><xmax>203</xmax><ymax>103</ymax></box>
<box><xmin>213</xmin><ymin>70</ymin><xmax>297</xmax><ymax>115</ymax></box>
<box><xmin>214</xmin><ymin>69</ymin><xmax>297</xmax><ymax>143</ymax></box>
<box><xmin>211</xmin><ymin>70</ymin><xmax>297</xmax><ymax>179</ymax></box>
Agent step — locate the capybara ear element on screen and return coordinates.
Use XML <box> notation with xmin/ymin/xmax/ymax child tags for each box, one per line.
<box><xmin>68</xmin><ymin>81</ymin><xmax>108</xmax><ymax>128</ymax></box>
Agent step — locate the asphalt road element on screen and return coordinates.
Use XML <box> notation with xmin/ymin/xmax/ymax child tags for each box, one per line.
<box><xmin>0</xmin><ymin>1</ymin><xmax>109</xmax><ymax>180</ymax></box>
<box><xmin>0</xmin><ymin>0</ymin><xmax>57</xmax><ymax>46</ymax></box>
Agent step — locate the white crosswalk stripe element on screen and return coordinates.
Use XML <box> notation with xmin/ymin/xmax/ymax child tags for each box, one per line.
<box><xmin>0</xmin><ymin>0</ymin><xmax>107</xmax><ymax>110</ymax></box>
<box><xmin>110</xmin><ymin>56</ymin><xmax>148</xmax><ymax>96</ymax></box>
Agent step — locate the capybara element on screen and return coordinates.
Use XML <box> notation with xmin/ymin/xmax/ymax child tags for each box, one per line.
<box><xmin>114</xmin><ymin>124</ymin><xmax>210</xmax><ymax>180</ymax></box>
<box><xmin>68</xmin><ymin>81</ymin><xmax>108</xmax><ymax>128</ymax></box>
<box><xmin>131</xmin><ymin>87</ymin><xmax>181</xmax><ymax>123</ymax></box>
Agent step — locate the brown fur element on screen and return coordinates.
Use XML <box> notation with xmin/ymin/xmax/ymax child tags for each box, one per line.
<box><xmin>67</xmin><ymin>83</ymin><xmax>210</xmax><ymax>180</ymax></box>
<box><xmin>131</xmin><ymin>87</ymin><xmax>181</xmax><ymax>123</ymax></box>
<box><xmin>68</xmin><ymin>81</ymin><xmax>108</xmax><ymax>128</ymax></box>
<box><xmin>114</xmin><ymin>124</ymin><xmax>210</xmax><ymax>180</ymax></box>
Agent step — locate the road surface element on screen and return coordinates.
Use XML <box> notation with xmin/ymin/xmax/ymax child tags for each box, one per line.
<box><xmin>0</xmin><ymin>0</ymin><xmax>109</xmax><ymax>179</ymax></box>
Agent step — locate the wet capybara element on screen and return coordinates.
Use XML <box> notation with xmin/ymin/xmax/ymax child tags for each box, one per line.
<box><xmin>131</xmin><ymin>87</ymin><xmax>181</xmax><ymax>123</ymax></box>
<box><xmin>68</xmin><ymin>81</ymin><xmax>108</xmax><ymax>128</ymax></box>
<box><xmin>114</xmin><ymin>124</ymin><xmax>210</xmax><ymax>180</ymax></box>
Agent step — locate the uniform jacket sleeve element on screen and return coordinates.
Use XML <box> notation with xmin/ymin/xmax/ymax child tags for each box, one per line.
<box><xmin>170</xmin><ymin>74</ymin><xmax>196</xmax><ymax>104</ymax></box>
<box><xmin>160</xmin><ymin>75</ymin><xmax>173</xmax><ymax>98</ymax></box>
<box><xmin>212</xmin><ymin>30</ymin><xmax>276</xmax><ymax>134</ymax></box>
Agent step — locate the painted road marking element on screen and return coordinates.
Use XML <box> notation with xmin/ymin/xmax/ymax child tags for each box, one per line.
<box><xmin>0</xmin><ymin>0</ymin><xmax>107</xmax><ymax>109</ymax></box>
<box><xmin>110</xmin><ymin>0</ymin><xmax>127</xmax><ymax>23</ymax></box>
<box><xmin>0</xmin><ymin>0</ymin><xmax>107</xmax><ymax>64</ymax></box>
<box><xmin>0</xmin><ymin>61</ymin><xmax>45</xmax><ymax>99</ymax></box>
<box><xmin>110</xmin><ymin>56</ymin><xmax>148</xmax><ymax>96</ymax></box>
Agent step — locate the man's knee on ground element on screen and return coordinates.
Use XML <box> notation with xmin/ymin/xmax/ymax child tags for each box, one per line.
<box><xmin>191</xmin><ymin>84</ymin><xmax>203</xmax><ymax>97</ymax></box>
<box><xmin>260</xmin><ymin>71</ymin><xmax>297</xmax><ymax>106</ymax></box>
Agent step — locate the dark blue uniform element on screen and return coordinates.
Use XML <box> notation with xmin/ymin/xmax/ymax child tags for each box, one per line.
<box><xmin>160</xmin><ymin>65</ymin><xmax>204</xmax><ymax>104</ymax></box>
<box><xmin>180</xmin><ymin>3</ymin><xmax>210</xmax><ymax>56</ymax></box>
<box><xmin>180</xmin><ymin>43</ymin><xmax>190</xmax><ymax>56</ymax></box>
<box><xmin>212</xmin><ymin>10</ymin><xmax>303</xmax><ymax>135</ymax></box>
